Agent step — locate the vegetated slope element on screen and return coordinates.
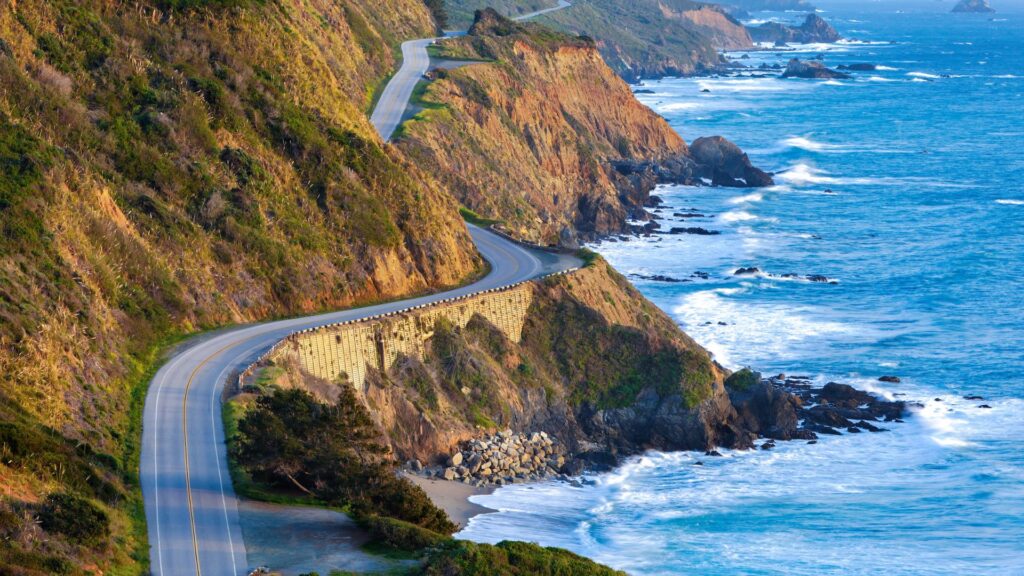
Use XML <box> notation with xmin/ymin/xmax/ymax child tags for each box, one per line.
<box><xmin>531</xmin><ymin>0</ymin><xmax>752</xmax><ymax>80</ymax></box>
<box><xmin>397</xmin><ymin>10</ymin><xmax>767</xmax><ymax>245</ymax></box>
<box><xmin>445</xmin><ymin>0</ymin><xmax>559</xmax><ymax>29</ymax></box>
<box><xmin>0</xmin><ymin>0</ymin><xmax>479</xmax><ymax>572</ymax></box>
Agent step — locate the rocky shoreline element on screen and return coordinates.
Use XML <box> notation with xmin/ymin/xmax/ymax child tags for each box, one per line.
<box><xmin>406</xmin><ymin>373</ymin><xmax>911</xmax><ymax>487</ymax></box>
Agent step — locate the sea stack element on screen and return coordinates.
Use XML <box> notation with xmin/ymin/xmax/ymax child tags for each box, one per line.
<box><xmin>952</xmin><ymin>0</ymin><xmax>995</xmax><ymax>12</ymax></box>
<box><xmin>780</xmin><ymin>58</ymin><xmax>852</xmax><ymax>79</ymax></box>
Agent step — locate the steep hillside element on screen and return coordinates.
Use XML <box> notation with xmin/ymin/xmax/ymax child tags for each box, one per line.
<box><xmin>0</xmin><ymin>0</ymin><xmax>480</xmax><ymax>572</ymax></box>
<box><xmin>398</xmin><ymin>10</ymin><xmax>769</xmax><ymax>245</ymax></box>
<box><xmin>446</xmin><ymin>0</ymin><xmax>558</xmax><ymax>28</ymax></box>
<box><xmin>534</xmin><ymin>0</ymin><xmax>752</xmax><ymax>80</ymax></box>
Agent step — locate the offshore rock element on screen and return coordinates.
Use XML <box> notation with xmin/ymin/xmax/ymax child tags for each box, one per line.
<box><xmin>781</xmin><ymin>58</ymin><xmax>852</xmax><ymax>80</ymax></box>
<box><xmin>690</xmin><ymin>137</ymin><xmax>776</xmax><ymax>187</ymax></box>
<box><xmin>749</xmin><ymin>14</ymin><xmax>842</xmax><ymax>44</ymax></box>
<box><xmin>952</xmin><ymin>0</ymin><xmax>995</xmax><ymax>13</ymax></box>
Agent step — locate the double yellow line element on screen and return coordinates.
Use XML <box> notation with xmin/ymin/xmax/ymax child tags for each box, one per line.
<box><xmin>180</xmin><ymin>338</ymin><xmax>245</xmax><ymax>576</ymax></box>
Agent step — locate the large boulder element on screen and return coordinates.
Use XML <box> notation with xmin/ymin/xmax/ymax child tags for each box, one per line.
<box><xmin>690</xmin><ymin>136</ymin><xmax>775</xmax><ymax>187</ymax></box>
<box><xmin>728</xmin><ymin>381</ymin><xmax>802</xmax><ymax>440</ymax></box>
<box><xmin>781</xmin><ymin>58</ymin><xmax>852</xmax><ymax>80</ymax></box>
<box><xmin>952</xmin><ymin>0</ymin><xmax>995</xmax><ymax>13</ymax></box>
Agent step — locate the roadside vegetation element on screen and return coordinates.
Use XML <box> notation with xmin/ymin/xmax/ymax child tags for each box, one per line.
<box><xmin>0</xmin><ymin>0</ymin><xmax>476</xmax><ymax>571</ymax></box>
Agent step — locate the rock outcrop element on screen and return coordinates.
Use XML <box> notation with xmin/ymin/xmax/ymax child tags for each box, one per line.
<box><xmin>952</xmin><ymin>0</ymin><xmax>995</xmax><ymax>12</ymax></box>
<box><xmin>781</xmin><ymin>58</ymin><xmax>852</xmax><ymax>79</ymax></box>
<box><xmin>399</xmin><ymin>10</ymin><xmax>771</xmax><ymax>244</ymax></box>
<box><xmin>749</xmin><ymin>14</ymin><xmax>842</xmax><ymax>45</ymax></box>
<box><xmin>690</xmin><ymin>137</ymin><xmax>775</xmax><ymax>187</ymax></box>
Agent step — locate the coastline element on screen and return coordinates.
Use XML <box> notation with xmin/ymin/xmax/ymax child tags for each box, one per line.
<box><xmin>404</xmin><ymin>473</ymin><xmax>498</xmax><ymax>528</ymax></box>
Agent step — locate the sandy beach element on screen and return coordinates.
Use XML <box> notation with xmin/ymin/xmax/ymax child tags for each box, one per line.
<box><xmin>404</xmin><ymin>473</ymin><xmax>497</xmax><ymax>528</ymax></box>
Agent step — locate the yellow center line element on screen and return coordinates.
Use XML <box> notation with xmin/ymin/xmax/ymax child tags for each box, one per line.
<box><xmin>182</xmin><ymin>338</ymin><xmax>246</xmax><ymax>576</ymax></box>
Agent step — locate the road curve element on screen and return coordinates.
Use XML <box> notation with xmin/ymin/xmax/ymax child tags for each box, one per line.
<box><xmin>140</xmin><ymin>227</ymin><xmax>577</xmax><ymax>575</ymax></box>
<box><xmin>143</xmin><ymin>2</ymin><xmax>575</xmax><ymax>574</ymax></box>
<box><xmin>370</xmin><ymin>0</ymin><xmax>571</xmax><ymax>141</ymax></box>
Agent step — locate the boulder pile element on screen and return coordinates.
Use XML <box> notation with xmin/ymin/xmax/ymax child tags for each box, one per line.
<box><xmin>412</xmin><ymin>430</ymin><xmax>571</xmax><ymax>486</ymax></box>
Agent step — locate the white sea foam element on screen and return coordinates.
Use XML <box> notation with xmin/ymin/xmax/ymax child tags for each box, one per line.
<box><xmin>996</xmin><ymin>199</ymin><xmax>1024</xmax><ymax>205</ymax></box>
<box><xmin>783</xmin><ymin>136</ymin><xmax>853</xmax><ymax>153</ymax></box>
<box><xmin>729</xmin><ymin>192</ymin><xmax>764</xmax><ymax>204</ymax></box>
<box><xmin>993</xmin><ymin>74</ymin><xmax>1020</xmax><ymax>79</ymax></box>
<box><xmin>720</xmin><ymin>210</ymin><xmax>758</xmax><ymax>223</ymax></box>
<box><xmin>657</xmin><ymin>101</ymin><xmax>704</xmax><ymax>112</ymax></box>
<box><xmin>823</xmin><ymin>80</ymin><xmax>844</xmax><ymax>86</ymax></box>
<box><xmin>907</xmin><ymin>71</ymin><xmax>941</xmax><ymax>79</ymax></box>
<box><xmin>867</xmin><ymin>75</ymin><xmax>897</xmax><ymax>82</ymax></box>
<box><xmin>911</xmin><ymin>78</ymin><xmax>930</xmax><ymax>83</ymax></box>
<box><xmin>876</xmin><ymin>65</ymin><xmax>899</xmax><ymax>71</ymax></box>
<box><xmin>776</xmin><ymin>163</ymin><xmax>966</xmax><ymax>188</ymax></box>
<box><xmin>671</xmin><ymin>289</ymin><xmax>870</xmax><ymax>369</ymax></box>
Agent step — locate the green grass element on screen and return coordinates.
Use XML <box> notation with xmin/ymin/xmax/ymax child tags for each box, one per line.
<box><xmin>459</xmin><ymin>206</ymin><xmax>502</xmax><ymax>227</ymax></box>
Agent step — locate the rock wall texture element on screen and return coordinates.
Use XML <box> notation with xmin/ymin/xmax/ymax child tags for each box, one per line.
<box><xmin>265</xmin><ymin>279</ymin><xmax>545</xmax><ymax>389</ymax></box>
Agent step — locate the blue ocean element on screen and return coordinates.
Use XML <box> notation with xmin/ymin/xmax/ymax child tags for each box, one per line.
<box><xmin>458</xmin><ymin>1</ymin><xmax>1024</xmax><ymax>573</ymax></box>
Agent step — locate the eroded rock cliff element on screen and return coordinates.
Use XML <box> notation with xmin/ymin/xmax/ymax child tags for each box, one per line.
<box><xmin>399</xmin><ymin>10</ymin><xmax>770</xmax><ymax>245</ymax></box>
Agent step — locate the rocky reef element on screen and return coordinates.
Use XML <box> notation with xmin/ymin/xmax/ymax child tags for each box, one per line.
<box><xmin>952</xmin><ymin>0</ymin><xmax>995</xmax><ymax>12</ymax></box>
<box><xmin>749</xmin><ymin>14</ymin><xmax>842</xmax><ymax>45</ymax></box>
<box><xmin>781</xmin><ymin>58</ymin><xmax>852</xmax><ymax>79</ymax></box>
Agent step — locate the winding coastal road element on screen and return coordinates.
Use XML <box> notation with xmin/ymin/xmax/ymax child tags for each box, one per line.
<box><xmin>141</xmin><ymin>4</ymin><xmax>575</xmax><ymax>574</ymax></box>
<box><xmin>371</xmin><ymin>0</ymin><xmax>571</xmax><ymax>140</ymax></box>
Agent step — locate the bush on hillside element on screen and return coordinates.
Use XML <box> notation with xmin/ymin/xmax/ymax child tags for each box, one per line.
<box><xmin>233</xmin><ymin>387</ymin><xmax>456</xmax><ymax>534</ymax></box>
<box><xmin>361</xmin><ymin>515</ymin><xmax>450</xmax><ymax>551</ymax></box>
<box><xmin>420</xmin><ymin>539</ymin><xmax>628</xmax><ymax>575</ymax></box>
<box><xmin>725</xmin><ymin>368</ymin><xmax>761</xmax><ymax>392</ymax></box>
<box><xmin>37</xmin><ymin>492</ymin><xmax>110</xmax><ymax>545</ymax></box>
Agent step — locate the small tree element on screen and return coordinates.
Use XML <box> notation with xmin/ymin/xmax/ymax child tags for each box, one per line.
<box><xmin>423</xmin><ymin>0</ymin><xmax>448</xmax><ymax>31</ymax></box>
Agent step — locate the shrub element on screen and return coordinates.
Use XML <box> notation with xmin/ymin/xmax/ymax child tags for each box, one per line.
<box><xmin>360</xmin><ymin>515</ymin><xmax>449</xmax><ymax>551</ymax></box>
<box><xmin>37</xmin><ymin>492</ymin><xmax>110</xmax><ymax>545</ymax></box>
<box><xmin>234</xmin><ymin>388</ymin><xmax>456</xmax><ymax>534</ymax></box>
<box><xmin>725</xmin><ymin>368</ymin><xmax>761</xmax><ymax>392</ymax></box>
<box><xmin>420</xmin><ymin>539</ymin><xmax>627</xmax><ymax>575</ymax></box>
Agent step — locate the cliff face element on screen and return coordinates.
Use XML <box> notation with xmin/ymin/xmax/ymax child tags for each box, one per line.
<box><xmin>399</xmin><ymin>15</ymin><xmax>686</xmax><ymax>243</ymax></box>
<box><xmin>263</xmin><ymin>258</ymin><xmax>758</xmax><ymax>468</ymax></box>
<box><xmin>445</xmin><ymin>0</ymin><xmax>754</xmax><ymax>80</ymax></box>
<box><xmin>398</xmin><ymin>11</ymin><xmax>769</xmax><ymax>245</ymax></box>
<box><xmin>0</xmin><ymin>0</ymin><xmax>477</xmax><ymax>571</ymax></box>
<box><xmin>671</xmin><ymin>4</ymin><xmax>754</xmax><ymax>51</ymax></box>
<box><xmin>536</xmin><ymin>0</ymin><xmax>753</xmax><ymax>80</ymax></box>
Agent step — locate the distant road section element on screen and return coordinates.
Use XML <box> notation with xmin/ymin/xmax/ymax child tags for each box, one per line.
<box><xmin>370</xmin><ymin>0</ymin><xmax>571</xmax><ymax>141</ymax></box>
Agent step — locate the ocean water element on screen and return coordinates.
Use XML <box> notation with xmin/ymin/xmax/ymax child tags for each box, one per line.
<box><xmin>458</xmin><ymin>2</ymin><xmax>1024</xmax><ymax>574</ymax></box>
